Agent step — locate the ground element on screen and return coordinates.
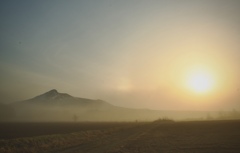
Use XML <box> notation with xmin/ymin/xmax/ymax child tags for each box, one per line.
<box><xmin>1</xmin><ymin>120</ymin><xmax>240</xmax><ymax>153</ymax></box>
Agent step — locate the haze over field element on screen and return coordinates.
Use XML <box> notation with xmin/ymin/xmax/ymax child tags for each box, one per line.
<box><xmin>1</xmin><ymin>0</ymin><xmax>240</xmax><ymax>112</ymax></box>
<box><xmin>3</xmin><ymin>89</ymin><xmax>221</xmax><ymax>121</ymax></box>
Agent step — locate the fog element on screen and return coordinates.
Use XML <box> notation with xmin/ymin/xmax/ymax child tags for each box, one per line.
<box><xmin>1</xmin><ymin>1</ymin><xmax>240</xmax><ymax>121</ymax></box>
<box><xmin>1</xmin><ymin>89</ymin><xmax>239</xmax><ymax>122</ymax></box>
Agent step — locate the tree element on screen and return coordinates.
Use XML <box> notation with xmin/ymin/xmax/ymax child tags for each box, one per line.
<box><xmin>73</xmin><ymin>114</ymin><xmax>78</xmax><ymax>122</ymax></box>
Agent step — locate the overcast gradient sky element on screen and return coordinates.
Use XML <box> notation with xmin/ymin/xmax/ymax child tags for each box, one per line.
<box><xmin>1</xmin><ymin>0</ymin><xmax>240</xmax><ymax>110</ymax></box>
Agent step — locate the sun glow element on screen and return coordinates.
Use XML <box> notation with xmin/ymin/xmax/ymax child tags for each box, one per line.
<box><xmin>187</xmin><ymin>69</ymin><xmax>214</xmax><ymax>94</ymax></box>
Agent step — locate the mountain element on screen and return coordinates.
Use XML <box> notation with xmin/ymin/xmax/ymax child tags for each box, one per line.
<box><xmin>15</xmin><ymin>89</ymin><xmax>112</xmax><ymax>109</ymax></box>
<box><xmin>11</xmin><ymin>89</ymin><xmax>121</xmax><ymax>121</ymax></box>
<box><xmin>13</xmin><ymin>89</ymin><xmax>158</xmax><ymax>121</ymax></box>
<box><xmin>31</xmin><ymin>89</ymin><xmax>72</xmax><ymax>101</ymax></box>
<box><xmin>9</xmin><ymin>89</ymin><xmax>210</xmax><ymax>122</ymax></box>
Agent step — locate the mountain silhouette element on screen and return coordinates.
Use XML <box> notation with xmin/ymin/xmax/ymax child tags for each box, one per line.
<box><xmin>10</xmin><ymin>89</ymin><xmax>125</xmax><ymax>121</ymax></box>
<box><xmin>14</xmin><ymin>89</ymin><xmax>112</xmax><ymax>109</ymax></box>
<box><xmin>8</xmin><ymin>89</ymin><xmax>210</xmax><ymax>122</ymax></box>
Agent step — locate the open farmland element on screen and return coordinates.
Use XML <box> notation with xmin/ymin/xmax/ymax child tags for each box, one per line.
<box><xmin>0</xmin><ymin>122</ymin><xmax>137</xmax><ymax>139</ymax></box>
<box><xmin>1</xmin><ymin>120</ymin><xmax>240</xmax><ymax>153</ymax></box>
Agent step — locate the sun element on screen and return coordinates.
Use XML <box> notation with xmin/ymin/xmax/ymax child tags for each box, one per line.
<box><xmin>187</xmin><ymin>70</ymin><xmax>214</xmax><ymax>93</ymax></box>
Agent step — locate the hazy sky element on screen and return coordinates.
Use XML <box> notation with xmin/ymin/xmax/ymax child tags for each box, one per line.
<box><xmin>1</xmin><ymin>0</ymin><xmax>240</xmax><ymax>111</ymax></box>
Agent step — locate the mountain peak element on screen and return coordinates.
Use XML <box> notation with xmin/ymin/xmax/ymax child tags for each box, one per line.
<box><xmin>47</xmin><ymin>89</ymin><xmax>58</xmax><ymax>94</ymax></box>
<box><xmin>42</xmin><ymin>89</ymin><xmax>59</xmax><ymax>97</ymax></box>
<box><xmin>31</xmin><ymin>89</ymin><xmax>72</xmax><ymax>101</ymax></box>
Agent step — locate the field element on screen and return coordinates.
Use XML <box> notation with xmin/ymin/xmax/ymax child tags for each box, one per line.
<box><xmin>1</xmin><ymin>120</ymin><xmax>240</xmax><ymax>153</ymax></box>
